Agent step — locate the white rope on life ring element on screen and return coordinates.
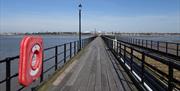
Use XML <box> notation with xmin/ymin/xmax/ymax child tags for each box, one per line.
<box><xmin>30</xmin><ymin>44</ymin><xmax>41</xmax><ymax>76</ymax></box>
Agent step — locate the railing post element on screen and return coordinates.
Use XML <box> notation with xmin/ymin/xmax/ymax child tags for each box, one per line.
<box><xmin>136</xmin><ymin>39</ymin><xmax>138</xmax><ymax>45</ymax></box>
<box><xmin>157</xmin><ymin>41</ymin><xmax>159</xmax><ymax>51</ymax></box>
<box><xmin>55</xmin><ymin>46</ymin><xmax>58</xmax><ymax>70</ymax></box>
<box><xmin>141</xmin><ymin>52</ymin><xmax>145</xmax><ymax>83</ymax></box>
<box><xmin>124</xmin><ymin>45</ymin><xmax>126</xmax><ymax>59</ymax></box>
<box><xmin>78</xmin><ymin>40</ymin><xmax>81</xmax><ymax>52</ymax></box>
<box><xmin>70</xmin><ymin>42</ymin><xmax>72</xmax><ymax>58</ymax></box>
<box><xmin>85</xmin><ymin>39</ymin><xmax>86</xmax><ymax>46</ymax></box>
<box><xmin>151</xmin><ymin>40</ymin><xmax>153</xmax><ymax>49</ymax></box>
<box><xmin>131</xmin><ymin>38</ymin><xmax>133</xmax><ymax>43</ymax></box>
<box><xmin>113</xmin><ymin>40</ymin><xmax>115</xmax><ymax>50</ymax></box>
<box><xmin>111</xmin><ymin>40</ymin><xmax>113</xmax><ymax>49</ymax></box>
<box><xmin>142</xmin><ymin>40</ymin><xmax>144</xmax><ymax>47</ymax></box>
<box><xmin>146</xmin><ymin>40</ymin><xmax>147</xmax><ymax>48</ymax></box>
<box><xmin>40</xmin><ymin>52</ymin><xmax>44</xmax><ymax>82</ymax></box>
<box><xmin>6</xmin><ymin>58</ymin><xmax>11</xmax><ymax>91</ymax></box>
<box><xmin>133</xmin><ymin>39</ymin><xmax>134</xmax><ymax>44</ymax></box>
<box><xmin>119</xmin><ymin>42</ymin><xmax>121</xmax><ymax>56</ymax></box>
<box><xmin>64</xmin><ymin>44</ymin><xmax>66</xmax><ymax>63</ymax></box>
<box><xmin>111</xmin><ymin>40</ymin><xmax>113</xmax><ymax>50</ymax></box>
<box><xmin>166</xmin><ymin>42</ymin><xmax>168</xmax><ymax>54</ymax></box>
<box><xmin>117</xmin><ymin>41</ymin><xmax>118</xmax><ymax>53</ymax></box>
<box><xmin>138</xmin><ymin>39</ymin><xmax>140</xmax><ymax>45</ymax></box>
<box><xmin>168</xmin><ymin>62</ymin><xmax>173</xmax><ymax>91</ymax></box>
<box><xmin>124</xmin><ymin>45</ymin><xmax>127</xmax><ymax>65</ymax></box>
<box><xmin>138</xmin><ymin>39</ymin><xmax>139</xmax><ymax>45</ymax></box>
<box><xmin>177</xmin><ymin>44</ymin><xmax>179</xmax><ymax>56</ymax></box>
<box><xmin>74</xmin><ymin>41</ymin><xmax>76</xmax><ymax>55</ymax></box>
<box><xmin>76</xmin><ymin>41</ymin><xmax>78</xmax><ymax>54</ymax></box>
<box><xmin>83</xmin><ymin>39</ymin><xmax>85</xmax><ymax>48</ymax></box>
<box><xmin>130</xmin><ymin>47</ymin><xmax>133</xmax><ymax>71</ymax></box>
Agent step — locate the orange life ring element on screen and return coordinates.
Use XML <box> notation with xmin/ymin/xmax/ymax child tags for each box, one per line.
<box><xmin>18</xmin><ymin>36</ymin><xmax>43</xmax><ymax>86</ymax></box>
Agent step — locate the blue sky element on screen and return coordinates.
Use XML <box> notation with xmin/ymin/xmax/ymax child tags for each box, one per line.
<box><xmin>0</xmin><ymin>0</ymin><xmax>179</xmax><ymax>33</ymax></box>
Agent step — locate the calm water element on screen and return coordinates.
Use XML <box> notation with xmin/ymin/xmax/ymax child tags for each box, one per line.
<box><xmin>0</xmin><ymin>35</ymin><xmax>90</xmax><ymax>60</ymax></box>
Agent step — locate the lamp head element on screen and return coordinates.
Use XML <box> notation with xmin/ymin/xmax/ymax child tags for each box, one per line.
<box><xmin>78</xmin><ymin>4</ymin><xmax>82</xmax><ymax>8</ymax></box>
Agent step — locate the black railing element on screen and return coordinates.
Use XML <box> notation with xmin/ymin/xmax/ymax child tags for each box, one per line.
<box><xmin>0</xmin><ymin>36</ymin><xmax>96</xmax><ymax>91</ymax></box>
<box><xmin>102</xmin><ymin>36</ymin><xmax>180</xmax><ymax>91</ymax></box>
<box><xmin>115</xmin><ymin>36</ymin><xmax>180</xmax><ymax>59</ymax></box>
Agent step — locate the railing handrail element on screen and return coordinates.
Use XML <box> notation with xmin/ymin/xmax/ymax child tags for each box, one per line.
<box><xmin>116</xmin><ymin>36</ymin><xmax>180</xmax><ymax>45</ymax></box>
<box><xmin>104</xmin><ymin>36</ymin><xmax>179</xmax><ymax>63</ymax></box>
<box><xmin>0</xmin><ymin>55</ymin><xmax>19</xmax><ymax>63</ymax></box>
<box><xmin>107</xmin><ymin>35</ymin><xmax>180</xmax><ymax>57</ymax></box>
<box><xmin>0</xmin><ymin>38</ymin><xmax>90</xmax><ymax>61</ymax></box>
<box><xmin>102</xmin><ymin>35</ymin><xmax>180</xmax><ymax>91</ymax></box>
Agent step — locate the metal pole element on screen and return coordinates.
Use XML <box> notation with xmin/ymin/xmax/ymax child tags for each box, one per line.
<box><xmin>177</xmin><ymin>44</ymin><xmax>179</xmax><ymax>56</ymax></box>
<box><xmin>141</xmin><ymin>52</ymin><xmax>145</xmax><ymax>83</ymax></box>
<box><xmin>64</xmin><ymin>44</ymin><xmax>66</xmax><ymax>63</ymax></box>
<box><xmin>120</xmin><ymin>42</ymin><xmax>121</xmax><ymax>55</ymax></box>
<box><xmin>157</xmin><ymin>41</ymin><xmax>159</xmax><ymax>51</ymax></box>
<box><xmin>6</xmin><ymin>58</ymin><xmax>11</xmax><ymax>91</ymax></box>
<box><xmin>74</xmin><ymin>41</ymin><xmax>76</xmax><ymax>55</ymax></box>
<box><xmin>166</xmin><ymin>42</ymin><xmax>168</xmax><ymax>54</ymax></box>
<box><xmin>151</xmin><ymin>40</ymin><xmax>153</xmax><ymax>49</ymax></box>
<box><xmin>130</xmin><ymin>47</ymin><xmax>133</xmax><ymax>71</ymax></box>
<box><xmin>79</xmin><ymin>4</ymin><xmax>82</xmax><ymax>51</ymax></box>
<box><xmin>40</xmin><ymin>52</ymin><xmax>44</xmax><ymax>82</ymax></box>
<box><xmin>168</xmin><ymin>62</ymin><xmax>173</xmax><ymax>91</ymax></box>
<box><xmin>55</xmin><ymin>46</ymin><xmax>58</xmax><ymax>70</ymax></box>
<box><xmin>70</xmin><ymin>42</ymin><xmax>72</xmax><ymax>58</ymax></box>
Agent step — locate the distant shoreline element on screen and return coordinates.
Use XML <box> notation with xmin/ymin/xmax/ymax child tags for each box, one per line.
<box><xmin>0</xmin><ymin>32</ymin><xmax>93</xmax><ymax>36</ymax></box>
<box><xmin>0</xmin><ymin>32</ymin><xmax>180</xmax><ymax>36</ymax></box>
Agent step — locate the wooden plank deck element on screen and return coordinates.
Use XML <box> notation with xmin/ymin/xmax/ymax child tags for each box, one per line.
<box><xmin>45</xmin><ymin>37</ymin><xmax>137</xmax><ymax>91</ymax></box>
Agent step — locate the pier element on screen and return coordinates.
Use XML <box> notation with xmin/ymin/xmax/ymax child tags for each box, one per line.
<box><xmin>1</xmin><ymin>0</ymin><xmax>180</xmax><ymax>91</ymax></box>
<box><xmin>38</xmin><ymin>37</ymin><xmax>137</xmax><ymax>91</ymax></box>
<box><xmin>0</xmin><ymin>36</ymin><xmax>179</xmax><ymax>91</ymax></box>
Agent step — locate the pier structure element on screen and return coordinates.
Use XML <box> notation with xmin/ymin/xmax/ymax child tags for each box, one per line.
<box><xmin>38</xmin><ymin>37</ymin><xmax>137</xmax><ymax>91</ymax></box>
<box><xmin>0</xmin><ymin>36</ymin><xmax>180</xmax><ymax>91</ymax></box>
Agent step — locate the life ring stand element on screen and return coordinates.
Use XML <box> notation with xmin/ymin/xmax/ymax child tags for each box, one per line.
<box><xmin>19</xmin><ymin>36</ymin><xmax>43</xmax><ymax>86</ymax></box>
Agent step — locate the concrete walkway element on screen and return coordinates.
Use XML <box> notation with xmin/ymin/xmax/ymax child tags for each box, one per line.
<box><xmin>43</xmin><ymin>37</ymin><xmax>137</xmax><ymax>91</ymax></box>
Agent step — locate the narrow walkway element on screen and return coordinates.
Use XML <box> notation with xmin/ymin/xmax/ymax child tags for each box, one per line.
<box><xmin>46</xmin><ymin>37</ymin><xmax>137</xmax><ymax>91</ymax></box>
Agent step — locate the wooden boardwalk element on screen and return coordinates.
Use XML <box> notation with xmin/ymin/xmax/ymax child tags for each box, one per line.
<box><xmin>43</xmin><ymin>37</ymin><xmax>137</xmax><ymax>91</ymax></box>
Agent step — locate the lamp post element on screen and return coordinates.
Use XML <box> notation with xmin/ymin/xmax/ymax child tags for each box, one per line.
<box><xmin>78</xmin><ymin>4</ymin><xmax>82</xmax><ymax>51</ymax></box>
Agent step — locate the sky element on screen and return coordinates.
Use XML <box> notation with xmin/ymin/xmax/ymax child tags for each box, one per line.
<box><xmin>0</xmin><ymin>0</ymin><xmax>180</xmax><ymax>33</ymax></box>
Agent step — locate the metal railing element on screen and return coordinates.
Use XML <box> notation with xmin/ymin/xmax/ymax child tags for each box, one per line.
<box><xmin>0</xmin><ymin>36</ymin><xmax>96</xmax><ymax>91</ymax></box>
<box><xmin>102</xmin><ymin>36</ymin><xmax>180</xmax><ymax>91</ymax></box>
<box><xmin>116</xmin><ymin>36</ymin><xmax>180</xmax><ymax>59</ymax></box>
